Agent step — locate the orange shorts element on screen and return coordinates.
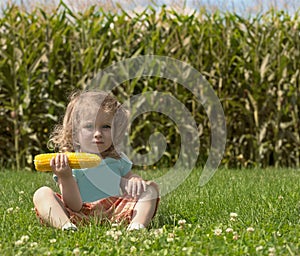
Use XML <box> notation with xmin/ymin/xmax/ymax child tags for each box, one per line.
<box><xmin>36</xmin><ymin>184</ymin><xmax>159</xmax><ymax>226</ymax></box>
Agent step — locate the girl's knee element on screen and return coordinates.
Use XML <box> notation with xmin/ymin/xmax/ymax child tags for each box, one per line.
<box><xmin>33</xmin><ymin>186</ymin><xmax>54</xmax><ymax>204</ymax></box>
<box><xmin>140</xmin><ymin>183</ymin><xmax>159</xmax><ymax>201</ymax></box>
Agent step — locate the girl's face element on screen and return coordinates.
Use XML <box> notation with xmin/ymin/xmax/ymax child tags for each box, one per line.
<box><xmin>78</xmin><ymin>109</ymin><xmax>114</xmax><ymax>155</ymax></box>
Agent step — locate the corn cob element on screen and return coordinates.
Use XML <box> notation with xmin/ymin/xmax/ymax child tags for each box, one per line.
<box><xmin>34</xmin><ymin>152</ymin><xmax>101</xmax><ymax>172</ymax></box>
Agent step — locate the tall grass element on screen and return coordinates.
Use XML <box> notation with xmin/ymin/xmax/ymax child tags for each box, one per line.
<box><xmin>0</xmin><ymin>2</ymin><xmax>299</xmax><ymax>170</ymax></box>
<box><xmin>3</xmin><ymin>0</ymin><xmax>300</xmax><ymax>15</ymax></box>
<box><xmin>0</xmin><ymin>168</ymin><xmax>299</xmax><ymax>255</ymax></box>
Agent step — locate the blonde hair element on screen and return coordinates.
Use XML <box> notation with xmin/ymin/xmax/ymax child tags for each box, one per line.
<box><xmin>48</xmin><ymin>90</ymin><xmax>129</xmax><ymax>159</ymax></box>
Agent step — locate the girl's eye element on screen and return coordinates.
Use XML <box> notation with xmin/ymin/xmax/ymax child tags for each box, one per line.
<box><xmin>102</xmin><ymin>125</ymin><xmax>111</xmax><ymax>129</ymax></box>
<box><xmin>83</xmin><ymin>124</ymin><xmax>94</xmax><ymax>130</ymax></box>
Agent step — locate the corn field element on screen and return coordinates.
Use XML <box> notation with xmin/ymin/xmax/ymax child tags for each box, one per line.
<box><xmin>0</xmin><ymin>2</ymin><xmax>299</xmax><ymax>170</ymax></box>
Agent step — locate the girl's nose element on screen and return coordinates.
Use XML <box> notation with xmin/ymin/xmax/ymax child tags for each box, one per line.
<box><xmin>94</xmin><ymin>129</ymin><xmax>102</xmax><ymax>138</ymax></box>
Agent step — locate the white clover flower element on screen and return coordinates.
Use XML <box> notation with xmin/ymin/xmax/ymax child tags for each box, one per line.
<box><xmin>130</xmin><ymin>237</ymin><xmax>137</xmax><ymax>242</ymax></box>
<box><xmin>106</xmin><ymin>230</ymin><xmax>115</xmax><ymax>236</ymax></box>
<box><xmin>246</xmin><ymin>227</ymin><xmax>255</xmax><ymax>232</ymax></box>
<box><xmin>0</xmin><ymin>25</ymin><xmax>7</xmax><ymax>33</ymax></box>
<box><xmin>232</xmin><ymin>233</ymin><xmax>239</xmax><ymax>240</ymax></box>
<box><xmin>225</xmin><ymin>228</ymin><xmax>233</xmax><ymax>233</ymax></box>
<box><xmin>167</xmin><ymin>237</ymin><xmax>174</xmax><ymax>242</ymax></box>
<box><xmin>21</xmin><ymin>235</ymin><xmax>29</xmax><ymax>242</ymax></box>
<box><xmin>15</xmin><ymin>207</ymin><xmax>20</xmax><ymax>212</ymax></box>
<box><xmin>278</xmin><ymin>195</ymin><xmax>284</xmax><ymax>200</ymax></box>
<box><xmin>112</xmin><ymin>234</ymin><xmax>120</xmax><ymax>240</ymax></box>
<box><xmin>19</xmin><ymin>191</ymin><xmax>24</xmax><ymax>194</ymax></box>
<box><xmin>178</xmin><ymin>219</ymin><xmax>186</xmax><ymax>225</ymax></box>
<box><xmin>30</xmin><ymin>242</ymin><xmax>38</xmax><ymax>247</ymax></box>
<box><xmin>7</xmin><ymin>207</ymin><xmax>14</xmax><ymax>213</ymax></box>
<box><xmin>130</xmin><ymin>246</ymin><xmax>137</xmax><ymax>252</ymax></box>
<box><xmin>182</xmin><ymin>247</ymin><xmax>193</xmax><ymax>254</ymax></box>
<box><xmin>168</xmin><ymin>233</ymin><xmax>175</xmax><ymax>238</ymax></box>
<box><xmin>107</xmin><ymin>229</ymin><xmax>122</xmax><ymax>240</ymax></box>
<box><xmin>256</xmin><ymin>245</ymin><xmax>264</xmax><ymax>251</ymax></box>
<box><xmin>15</xmin><ymin>240</ymin><xmax>23</xmax><ymax>246</ymax></box>
<box><xmin>230</xmin><ymin>212</ymin><xmax>238</xmax><ymax>218</ymax></box>
<box><xmin>143</xmin><ymin>239</ymin><xmax>152</xmax><ymax>245</ymax></box>
<box><xmin>214</xmin><ymin>228</ymin><xmax>222</xmax><ymax>236</ymax></box>
<box><xmin>230</xmin><ymin>212</ymin><xmax>238</xmax><ymax>221</ymax></box>
<box><xmin>73</xmin><ymin>248</ymin><xmax>80</xmax><ymax>256</ymax></box>
<box><xmin>233</xmin><ymin>233</ymin><xmax>239</xmax><ymax>240</ymax></box>
<box><xmin>49</xmin><ymin>238</ymin><xmax>56</xmax><ymax>243</ymax></box>
<box><xmin>152</xmin><ymin>228</ymin><xmax>163</xmax><ymax>237</ymax></box>
<box><xmin>268</xmin><ymin>247</ymin><xmax>276</xmax><ymax>253</ymax></box>
<box><xmin>115</xmin><ymin>231</ymin><xmax>122</xmax><ymax>236</ymax></box>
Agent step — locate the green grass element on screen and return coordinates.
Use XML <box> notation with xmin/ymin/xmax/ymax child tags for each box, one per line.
<box><xmin>0</xmin><ymin>168</ymin><xmax>299</xmax><ymax>255</ymax></box>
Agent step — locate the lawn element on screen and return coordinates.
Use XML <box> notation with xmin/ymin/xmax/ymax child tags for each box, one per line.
<box><xmin>0</xmin><ymin>168</ymin><xmax>299</xmax><ymax>255</ymax></box>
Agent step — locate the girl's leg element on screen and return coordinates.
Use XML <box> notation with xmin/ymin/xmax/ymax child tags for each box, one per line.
<box><xmin>33</xmin><ymin>186</ymin><xmax>73</xmax><ymax>229</ymax></box>
<box><xmin>129</xmin><ymin>184</ymin><xmax>159</xmax><ymax>229</ymax></box>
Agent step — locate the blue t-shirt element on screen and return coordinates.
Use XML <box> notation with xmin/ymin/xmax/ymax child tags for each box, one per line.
<box><xmin>54</xmin><ymin>153</ymin><xmax>132</xmax><ymax>202</ymax></box>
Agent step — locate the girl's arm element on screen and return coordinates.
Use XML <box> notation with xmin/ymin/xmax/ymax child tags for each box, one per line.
<box><xmin>57</xmin><ymin>176</ymin><xmax>82</xmax><ymax>212</ymax></box>
<box><xmin>121</xmin><ymin>171</ymin><xmax>147</xmax><ymax>198</ymax></box>
<box><xmin>51</xmin><ymin>153</ymin><xmax>83</xmax><ymax>212</ymax></box>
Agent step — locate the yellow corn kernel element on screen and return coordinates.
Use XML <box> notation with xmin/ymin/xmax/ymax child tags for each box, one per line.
<box><xmin>34</xmin><ymin>152</ymin><xmax>101</xmax><ymax>172</ymax></box>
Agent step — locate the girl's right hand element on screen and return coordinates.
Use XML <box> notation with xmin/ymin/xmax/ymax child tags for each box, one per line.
<box><xmin>50</xmin><ymin>153</ymin><xmax>72</xmax><ymax>178</ymax></box>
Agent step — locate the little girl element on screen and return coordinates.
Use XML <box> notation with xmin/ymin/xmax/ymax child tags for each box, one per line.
<box><xmin>33</xmin><ymin>90</ymin><xmax>159</xmax><ymax>231</ymax></box>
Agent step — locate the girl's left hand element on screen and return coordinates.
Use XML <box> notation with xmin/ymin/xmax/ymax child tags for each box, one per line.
<box><xmin>122</xmin><ymin>176</ymin><xmax>147</xmax><ymax>199</ymax></box>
